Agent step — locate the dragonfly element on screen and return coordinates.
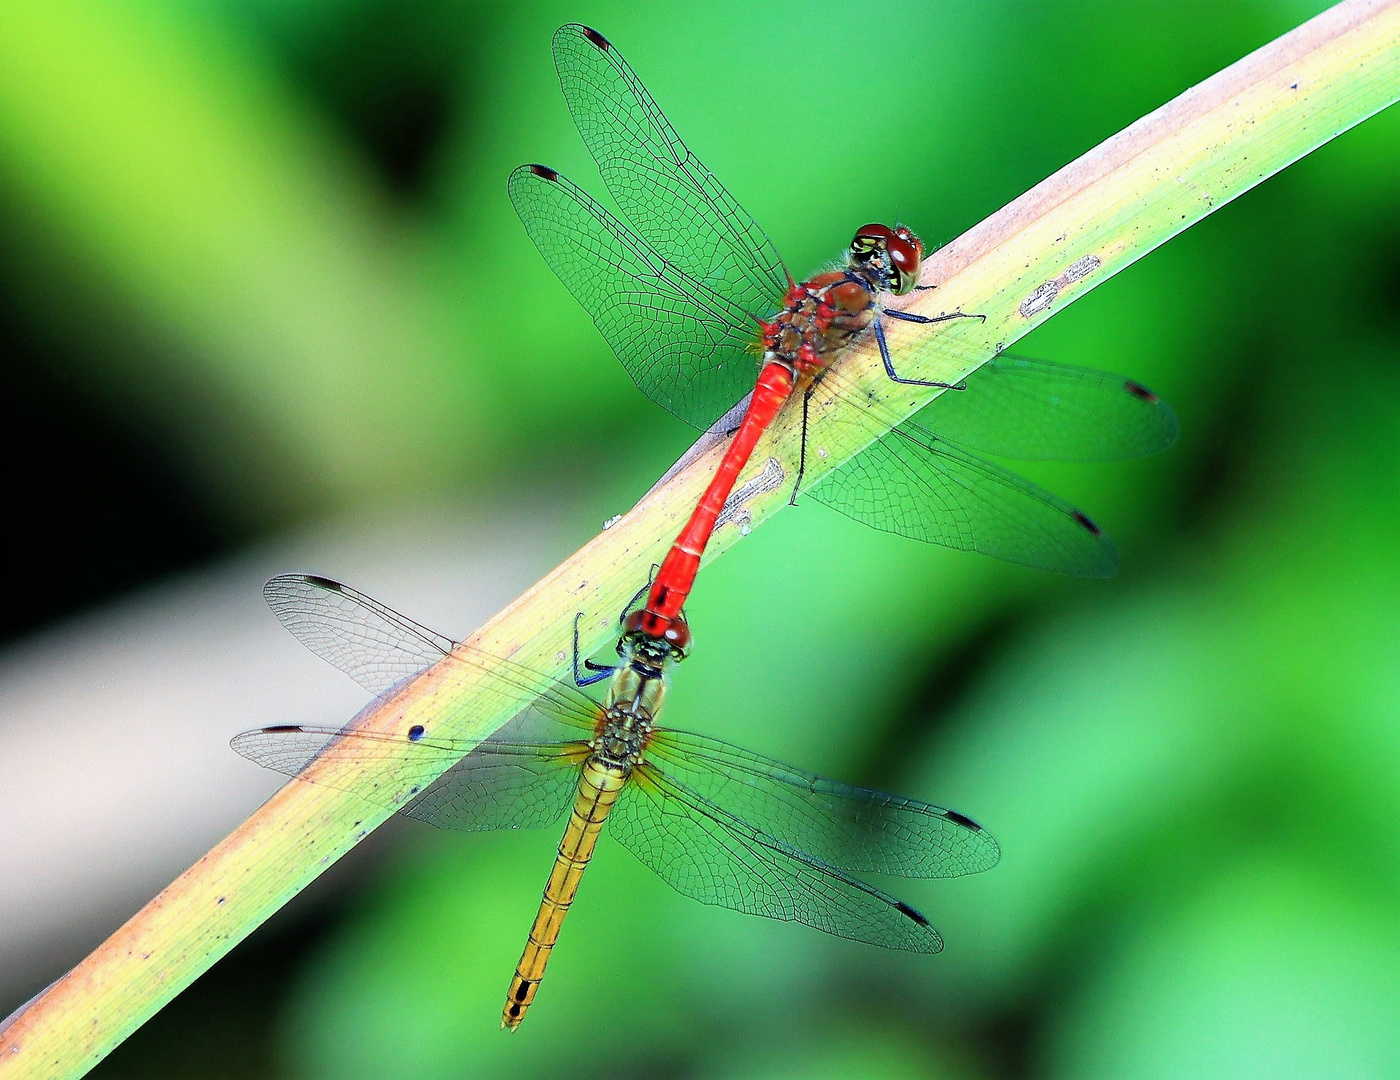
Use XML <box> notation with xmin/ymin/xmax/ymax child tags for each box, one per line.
<box><xmin>233</xmin><ymin>574</ymin><xmax>1000</xmax><ymax>1031</ymax></box>
<box><xmin>510</xmin><ymin>25</ymin><xmax>1179</xmax><ymax>640</ymax></box>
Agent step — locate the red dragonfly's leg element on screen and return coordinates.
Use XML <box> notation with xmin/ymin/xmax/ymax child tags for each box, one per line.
<box><xmin>789</xmin><ymin>383</ymin><xmax>818</xmax><ymax>506</ymax></box>
<box><xmin>875</xmin><ymin>314</ymin><xmax>982</xmax><ymax>388</ymax></box>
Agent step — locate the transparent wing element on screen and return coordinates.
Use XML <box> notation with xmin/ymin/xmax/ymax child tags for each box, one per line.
<box><xmin>810</xmin><ymin>418</ymin><xmax>1119</xmax><ymax>578</ymax></box>
<box><xmin>231</xmin><ymin>719</ymin><xmax>587</xmax><ymax>832</ymax></box>
<box><xmin>552</xmin><ymin>24</ymin><xmax>788</xmax><ymax>313</ymax></box>
<box><xmin>264</xmin><ymin>573</ymin><xmax>455</xmax><ymax>696</ymax></box>
<box><xmin>509</xmin><ymin>164</ymin><xmax>761</xmax><ymax>430</ymax></box>
<box><xmin>918</xmin><ymin>354</ymin><xmax>1180</xmax><ymax>461</ymax></box>
<box><xmin>645</xmin><ymin>729</ymin><xmax>999</xmax><ymax>878</ymax></box>
<box><xmin>263</xmin><ymin>573</ymin><xmax>598</xmax><ymax>732</ymax></box>
<box><xmin>608</xmin><ymin>764</ymin><xmax>944</xmax><ymax>953</ymax></box>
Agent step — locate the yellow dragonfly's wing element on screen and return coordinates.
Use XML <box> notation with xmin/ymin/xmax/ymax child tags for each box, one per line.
<box><xmin>234</xmin><ymin>574</ymin><xmax>600</xmax><ymax>830</ymax></box>
<box><xmin>645</xmin><ymin>728</ymin><xmax>999</xmax><ymax>879</ymax></box>
<box><xmin>608</xmin><ymin>763</ymin><xmax>945</xmax><ymax>953</ymax></box>
<box><xmin>232</xmin><ymin>722</ymin><xmax>589</xmax><ymax>833</ymax></box>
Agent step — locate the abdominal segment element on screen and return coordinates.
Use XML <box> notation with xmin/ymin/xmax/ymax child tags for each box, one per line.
<box><xmin>502</xmin><ymin>758</ymin><xmax>626</xmax><ymax>1031</ymax></box>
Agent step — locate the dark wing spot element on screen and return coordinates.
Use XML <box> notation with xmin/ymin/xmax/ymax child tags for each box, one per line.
<box><xmin>1123</xmin><ymin>379</ymin><xmax>1159</xmax><ymax>404</ymax></box>
<box><xmin>1071</xmin><ymin>510</ymin><xmax>1103</xmax><ymax>536</ymax></box>
<box><xmin>409</xmin><ymin>786</ymin><xmax>420</xmax><ymax>796</ymax></box>
<box><xmin>528</xmin><ymin>164</ymin><xmax>559</xmax><ymax>182</ymax></box>
<box><xmin>303</xmin><ymin>575</ymin><xmax>343</xmax><ymax>592</ymax></box>
<box><xmin>942</xmin><ymin>809</ymin><xmax>982</xmax><ymax>831</ymax></box>
<box><xmin>408</xmin><ymin>724</ymin><xmax>425</xmax><ymax>741</ymax></box>
<box><xmin>581</xmin><ymin>26</ymin><xmax>611</xmax><ymax>50</ymax></box>
<box><xmin>895</xmin><ymin>900</ymin><xmax>930</xmax><ymax>927</ymax></box>
<box><xmin>263</xmin><ymin>725</ymin><xmax>304</xmax><ymax>733</ymax></box>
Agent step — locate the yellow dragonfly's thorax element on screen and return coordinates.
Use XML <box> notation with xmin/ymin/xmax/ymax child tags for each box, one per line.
<box><xmin>589</xmin><ymin>708</ymin><xmax>652</xmax><ymax>770</ymax></box>
<box><xmin>592</xmin><ymin>660</ymin><xmax>665</xmax><ymax>770</ymax></box>
<box><xmin>588</xmin><ymin>620</ymin><xmax>675</xmax><ymax>769</ymax></box>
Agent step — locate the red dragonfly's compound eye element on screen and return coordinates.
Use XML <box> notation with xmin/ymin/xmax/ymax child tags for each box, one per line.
<box><xmin>850</xmin><ymin>223</ymin><xmax>896</xmax><ymax>260</ymax></box>
<box><xmin>663</xmin><ymin>617</ymin><xmax>692</xmax><ymax>656</ymax></box>
<box><xmin>890</xmin><ymin>231</ymin><xmax>924</xmax><ymax>291</ymax></box>
<box><xmin>887</xmin><ymin>228</ymin><xmax>923</xmax><ymax>295</ymax></box>
<box><xmin>851</xmin><ymin>224</ymin><xmax>921</xmax><ymax>294</ymax></box>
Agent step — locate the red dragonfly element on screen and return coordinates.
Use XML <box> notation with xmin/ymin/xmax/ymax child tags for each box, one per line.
<box><xmin>510</xmin><ymin>25</ymin><xmax>1178</xmax><ymax>639</ymax></box>
<box><xmin>233</xmin><ymin>575</ymin><xmax>999</xmax><ymax>1029</ymax></box>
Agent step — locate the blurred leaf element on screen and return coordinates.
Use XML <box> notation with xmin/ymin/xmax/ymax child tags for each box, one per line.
<box><xmin>1046</xmin><ymin>858</ymin><xmax>1400</xmax><ymax>1080</ymax></box>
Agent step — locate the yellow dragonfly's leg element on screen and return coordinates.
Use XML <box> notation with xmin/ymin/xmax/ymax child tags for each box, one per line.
<box><xmin>502</xmin><ymin>758</ymin><xmax>625</xmax><ymax>1031</ymax></box>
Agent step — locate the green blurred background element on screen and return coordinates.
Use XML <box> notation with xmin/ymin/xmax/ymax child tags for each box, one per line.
<box><xmin>1</xmin><ymin>0</ymin><xmax>1397</xmax><ymax>1077</ymax></box>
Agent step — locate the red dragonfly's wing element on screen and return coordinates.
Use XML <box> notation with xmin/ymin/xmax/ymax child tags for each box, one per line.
<box><xmin>807</xmin><ymin>417</ymin><xmax>1122</xmax><ymax>578</ymax></box>
<box><xmin>792</xmin><ymin>354</ymin><xmax>1178</xmax><ymax>577</ymax></box>
<box><xmin>552</xmin><ymin>24</ymin><xmax>789</xmax><ymax>319</ymax></box>
<box><xmin>917</xmin><ymin>354</ymin><xmax>1179</xmax><ymax>461</ymax></box>
<box><xmin>549</xmin><ymin>28</ymin><xmax>1175</xmax><ymax>465</ymax></box>
<box><xmin>510</xmin><ymin>164</ymin><xmax>761</xmax><ymax>431</ymax></box>
<box><xmin>644</xmin><ymin>728</ymin><xmax>999</xmax><ymax>878</ymax></box>
<box><xmin>608</xmin><ymin>763</ymin><xmax>945</xmax><ymax>953</ymax></box>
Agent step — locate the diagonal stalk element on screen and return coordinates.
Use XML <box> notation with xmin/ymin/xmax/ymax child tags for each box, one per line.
<box><xmin>3</xmin><ymin>2</ymin><xmax>1397</xmax><ymax>1076</ymax></box>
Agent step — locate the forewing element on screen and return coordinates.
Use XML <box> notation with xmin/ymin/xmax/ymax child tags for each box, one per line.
<box><xmin>645</xmin><ymin>729</ymin><xmax>999</xmax><ymax>878</ymax></box>
<box><xmin>552</xmin><ymin>24</ymin><xmax>788</xmax><ymax>314</ymax></box>
<box><xmin>810</xmin><ymin>422</ymin><xmax>1120</xmax><ymax>578</ymax></box>
<box><xmin>265</xmin><ymin>573</ymin><xmax>453</xmax><ymax>696</ymax></box>
<box><xmin>607</xmin><ymin>764</ymin><xmax>943</xmax><ymax>952</ymax></box>
<box><xmin>918</xmin><ymin>354</ymin><xmax>1180</xmax><ymax>461</ymax></box>
<box><xmin>231</xmin><ymin>720</ymin><xmax>586</xmax><ymax>832</ymax></box>
<box><xmin>510</xmin><ymin>164</ymin><xmax>760</xmax><ymax>430</ymax></box>
<box><xmin>262</xmin><ymin>573</ymin><xmax>597</xmax><ymax>734</ymax></box>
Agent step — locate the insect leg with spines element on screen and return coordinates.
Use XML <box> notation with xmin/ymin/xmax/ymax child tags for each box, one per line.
<box><xmin>572</xmin><ymin>567</ymin><xmax>670</xmax><ymax>688</ymax></box>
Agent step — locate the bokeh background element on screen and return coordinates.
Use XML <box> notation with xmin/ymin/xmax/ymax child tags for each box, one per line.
<box><xmin>1</xmin><ymin>1</ymin><xmax>1397</xmax><ymax>1077</ymax></box>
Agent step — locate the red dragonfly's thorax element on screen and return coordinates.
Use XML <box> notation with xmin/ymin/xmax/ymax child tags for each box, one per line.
<box><xmin>758</xmin><ymin>267</ymin><xmax>883</xmax><ymax>380</ymax></box>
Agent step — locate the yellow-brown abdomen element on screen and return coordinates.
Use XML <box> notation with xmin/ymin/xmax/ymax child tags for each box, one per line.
<box><xmin>502</xmin><ymin>757</ymin><xmax>626</xmax><ymax>1031</ymax></box>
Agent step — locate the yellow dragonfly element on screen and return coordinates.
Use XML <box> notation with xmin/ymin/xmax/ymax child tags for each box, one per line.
<box><xmin>233</xmin><ymin>574</ymin><xmax>1000</xmax><ymax>1030</ymax></box>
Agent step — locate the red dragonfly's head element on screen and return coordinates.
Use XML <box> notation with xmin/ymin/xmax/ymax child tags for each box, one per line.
<box><xmin>622</xmin><ymin>608</ymin><xmax>692</xmax><ymax>661</ymax></box>
<box><xmin>849</xmin><ymin>224</ymin><xmax>923</xmax><ymax>295</ymax></box>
